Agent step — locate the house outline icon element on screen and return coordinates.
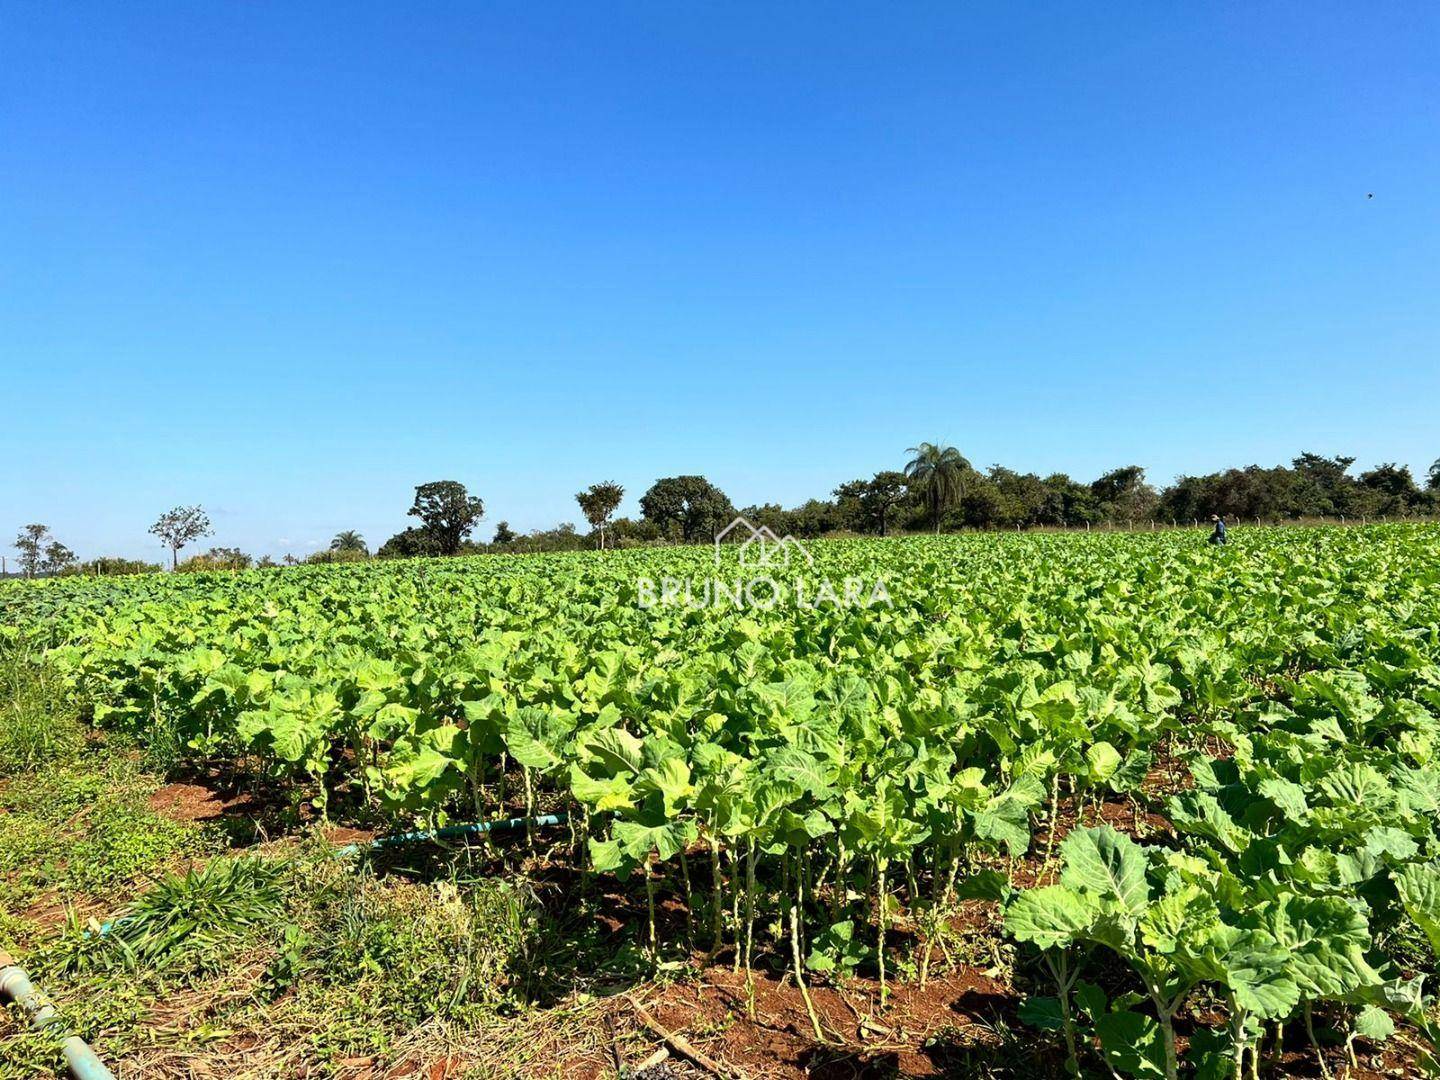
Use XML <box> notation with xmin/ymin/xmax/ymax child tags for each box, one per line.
<box><xmin>714</xmin><ymin>516</ymin><xmax>815</xmax><ymax>570</ymax></box>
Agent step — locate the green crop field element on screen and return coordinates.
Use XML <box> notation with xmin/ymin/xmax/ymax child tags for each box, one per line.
<box><xmin>3</xmin><ymin>524</ymin><xmax>1439</xmax><ymax>1079</ymax></box>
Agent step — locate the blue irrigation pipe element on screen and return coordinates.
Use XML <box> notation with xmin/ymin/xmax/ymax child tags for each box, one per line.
<box><xmin>0</xmin><ymin>950</ymin><xmax>117</xmax><ymax>1080</ymax></box>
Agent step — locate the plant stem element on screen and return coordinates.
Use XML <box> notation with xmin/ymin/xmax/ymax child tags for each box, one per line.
<box><xmin>877</xmin><ymin>858</ymin><xmax>889</xmax><ymax>1009</ymax></box>
<box><xmin>1044</xmin><ymin>951</ymin><xmax>1081</xmax><ymax>1078</ymax></box>
<box><xmin>790</xmin><ymin>852</ymin><xmax>826</xmax><ymax>1042</ymax></box>
<box><xmin>1142</xmin><ymin>976</ymin><xmax>1180</xmax><ymax>1080</ymax></box>
<box><xmin>522</xmin><ymin>766</ymin><xmax>535</xmax><ymax>852</ymax></box>
<box><xmin>729</xmin><ymin>846</ymin><xmax>742</xmax><ymax>974</ymax></box>
<box><xmin>1043</xmin><ymin>770</ymin><xmax>1061</xmax><ymax>873</ymax></box>
<box><xmin>1226</xmin><ymin>994</ymin><xmax>1249</xmax><ymax>1080</ymax></box>
<box><xmin>679</xmin><ymin>848</ymin><xmax>694</xmax><ymax>950</ymax></box>
<box><xmin>1305</xmin><ymin>1003</ymin><xmax>1333</xmax><ymax>1080</ymax></box>
<box><xmin>645</xmin><ymin>857</ymin><xmax>658</xmax><ymax>971</ymax></box>
<box><xmin>744</xmin><ymin>841</ymin><xmax>758</xmax><ymax>1017</ymax></box>
<box><xmin>708</xmin><ymin>833</ymin><xmax>724</xmax><ymax>957</ymax></box>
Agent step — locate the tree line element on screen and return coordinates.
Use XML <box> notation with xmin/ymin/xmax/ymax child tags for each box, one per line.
<box><xmin>377</xmin><ymin>447</ymin><xmax>1440</xmax><ymax>558</ymax></box>
<box><xmin>8</xmin><ymin>450</ymin><xmax>1439</xmax><ymax>576</ymax></box>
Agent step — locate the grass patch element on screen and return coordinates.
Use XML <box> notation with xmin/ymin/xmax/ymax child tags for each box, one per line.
<box><xmin>269</xmin><ymin>859</ymin><xmax>557</xmax><ymax>1051</ymax></box>
<box><xmin>10</xmin><ymin>843</ymin><xmax>585</xmax><ymax>1077</ymax></box>
<box><xmin>0</xmin><ymin>656</ymin><xmax>83</xmax><ymax>775</ymax></box>
<box><xmin>0</xmin><ymin>754</ymin><xmax>209</xmax><ymax>911</ymax></box>
<box><xmin>50</xmin><ymin>856</ymin><xmax>287</xmax><ymax>977</ymax></box>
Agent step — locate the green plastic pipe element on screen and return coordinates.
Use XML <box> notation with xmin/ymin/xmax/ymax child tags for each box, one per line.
<box><xmin>332</xmin><ymin>810</ymin><xmax>570</xmax><ymax>858</ymax></box>
<box><xmin>0</xmin><ymin>951</ymin><xmax>117</xmax><ymax>1080</ymax></box>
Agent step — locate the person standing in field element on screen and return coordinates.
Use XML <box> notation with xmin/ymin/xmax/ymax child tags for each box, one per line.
<box><xmin>1208</xmin><ymin>514</ymin><xmax>1228</xmax><ymax>545</ymax></box>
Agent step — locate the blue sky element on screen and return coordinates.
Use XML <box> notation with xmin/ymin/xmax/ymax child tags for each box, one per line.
<box><xmin>3</xmin><ymin>2</ymin><xmax>1437</xmax><ymax>561</ymax></box>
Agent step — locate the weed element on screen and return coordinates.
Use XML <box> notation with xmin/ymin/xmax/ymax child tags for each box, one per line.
<box><xmin>0</xmin><ymin>910</ymin><xmax>39</xmax><ymax>954</ymax></box>
<box><xmin>0</xmin><ymin>656</ymin><xmax>83</xmax><ymax>775</ymax></box>
<box><xmin>0</xmin><ymin>756</ymin><xmax>208</xmax><ymax>910</ymax></box>
<box><xmin>53</xmin><ymin>857</ymin><xmax>286</xmax><ymax>975</ymax></box>
<box><xmin>0</xmin><ymin>1016</ymin><xmax>66</xmax><ymax>1080</ymax></box>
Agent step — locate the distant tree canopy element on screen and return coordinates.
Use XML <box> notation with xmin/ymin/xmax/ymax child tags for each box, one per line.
<box><xmin>150</xmin><ymin>506</ymin><xmax>213</xmax><ymax>570</ymax></box>
<box><xmin>834</xmin><ymin>471</ymin><xmax>912</xmax><ymax>536</ymax></box>
<box><xmin>330</xmin><ymin>530</ymin><xmax>367</xmax><ymax>554</ymax></box>
<box><xmin>703</xmin><ymin>449</ymin><xmax>1439</xmax><ymax>542</ymax></box>
<box><xmin>377</xmin><ymin>527</ymin><xmax>444</xmax><ymax>559</ymax></box>
<box><xmin>575</xmin><ymin>482</ymin><xmax>625</xmax><ymax>549</ymax></box>
<box><xmin>1090</xmin><ymin>466</ymin><xmax>1159</xmax><ymax>524</ymax></box>
<box><xmin>905</xmin><ymin>442</ymin><xmax>970</xmax><ymax>533</ymax></box>
<box><xmin>405</xmin><ymin>480</ymin><xmax>483</xmax><ymax>556</ymax></box>
<box><xmin>12</xmin><ymin>524</ymin><xmax>75</xmax><ymax>577</ymax></box>
<box><xmin>639</xmin><ymin>476</ymin><xmax>735</xmax><ymax>542</ymax></box>
<box><xmin>1158</xmin><ymin>454</ymin><xmax>1434</xmax><ymax>524</ymax></box>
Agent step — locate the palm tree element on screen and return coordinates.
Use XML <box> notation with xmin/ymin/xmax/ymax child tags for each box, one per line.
<box><xmin>905</xmin><ymin>442</ymin><xmax>970</xmax><ymax>533</ymax></box>
<box><xmin>330</xmin><ymin>530</ymin><xmax>367</xmax><ymax>554</ymax></box>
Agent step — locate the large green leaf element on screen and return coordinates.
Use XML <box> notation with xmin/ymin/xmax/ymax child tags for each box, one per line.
<box><xmin>1396</xmin><ymin>862</ymin><xmax>1440</xmax><ymax>953</ymax></box>
<box><xmin>1060</xmin><ymin>827</ymin><xmax>1150</xmax><ymax>917</ymax></box>
<box><xmin>1005</xmin><ymin>884</ymin><xmax>1096</xmax><ymax>950</ymax></box>
<box><xmin>1095</xmin><ymin>1010</ymin><xmax>1167</xmax><ymax>1079</ymax></box>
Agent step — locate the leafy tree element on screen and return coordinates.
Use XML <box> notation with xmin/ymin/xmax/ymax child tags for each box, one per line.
<box><xmin>330</xmin><ymin>530</ymin><xmax>368</xmax><ymax>554</ymax></box>
<box><xmin>13</xmin><ymin>524</ymin><xmax>51</xmax><ymax>578</ymax></box>
<box><xmin>984</xmin><ymin>467</ymin><xmax>1054</xmax><ymax>528</ymax></box>
<box><xmin>150</xmin><ymin>506</ymin><xmax>213</xmax><ymax>570</ymax></box>
<box><xmin>494</xmin><ymin>522</ymin><xmax>589</xmax><ymax>553</ymax></box>
<box><xmin>788</xmin><ymin>498</ymin><xmax>842</xmax><ymax>537</ymax></box>
<box><xmin>575</xmin><ymin>482</ymin><xmax>625</xmax><ymax>549</ymax></box>
<box><xmin>604</xmin><ymin>517</ymin><xmax>662</xmax><ymax>547</ymax></box>
<box><xmin>491</xmin><ymin>521</ymin><xmax>517</xmax><ymax>545</ymax></box>
<box><xmin>1039</xmin><ymin>473</ymin><xmax>1101</xmax><ymax>526</ymax></box>
<box><xmin>1359</xmin><ymin>462</ymin><xmax>1422</xmax><ymax>513</ymax></box>
<box><xmin>1090</xmin><ymin>466</ymin><xmax>1159</xmax><ymax>525</ymax></box>
<box><xmin>11</xmin><ymin>525</ymin><xmax>77</xmax><ymax>577</ymax></box>
<box><xmin>407</xmin><ymin>481</ymin><xmax>483</xmax><ymax>556</ymax></box>
<box><xmin>1291</xmin><ymin>452</ymin><xmax>1359</xmax><ymax>516</ymax></box>
<box><xmin>1429</xmin><ymin>459</ymin><xmax>1440</xmax><ymax>491</ymax></box>
<box><xmin>904</xmin><ymin>442</ymin><xmax>970</xmax><ymax>532</ymax></box>
<box><xmin>306</xmin><ymin>547</ymin><xmax>366</xmax><ymax>565</ymax></box>
<box><xmin>43</xmin><ymin>540</ymin><xmax>76</xmax><ymax>575</ymax></box>
<box><xmin>1160</xmin><ymin>466</ymin><xmax>1299</xmax><ymax>524</ymax></box>
<box><xmin>639</xmin><ymin>476</ymin><xmax>735</xmax><ymax>542</ymax></box>
<box><xmin>377</xmin><ymin>527</ymin><xmax>444</xmax><ymax>559</ymax></box>
<box><xmin>835</xmin><ymin>471</ymin><xmax>911</xmax><ymax>535</ymax></box>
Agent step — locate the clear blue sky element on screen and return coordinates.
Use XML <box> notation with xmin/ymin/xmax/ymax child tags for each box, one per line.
<box><xmin>3</xmin><ymin>3</ymin><xmax>1437</xmax><ymax>561</ymax></box>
